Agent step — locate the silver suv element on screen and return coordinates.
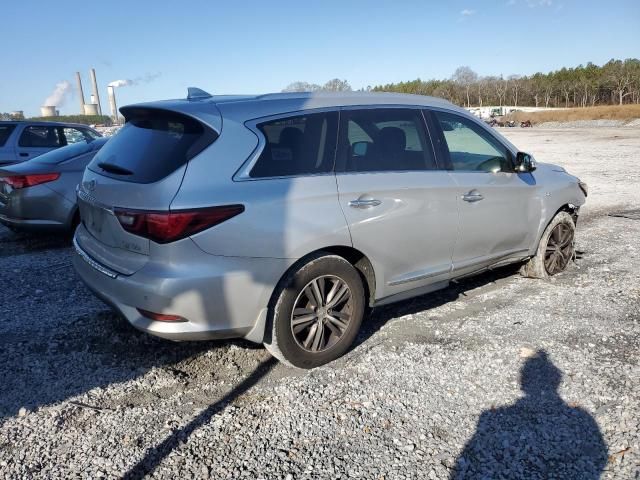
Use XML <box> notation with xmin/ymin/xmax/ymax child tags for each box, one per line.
<box><xmin>72</xmin><ymin>91</ymin><xmax>587</xmax><ymax>368</ymax></box>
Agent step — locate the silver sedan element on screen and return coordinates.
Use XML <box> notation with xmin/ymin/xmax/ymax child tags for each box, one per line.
<box><xmin>0</xmin><ymin>137</ymin><xmax>108</xmax><ymax>232</ymax></box>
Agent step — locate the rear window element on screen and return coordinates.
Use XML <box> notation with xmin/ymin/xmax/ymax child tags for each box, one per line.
<box><xmin>88</xmin><ymin>109</ymin><xmax>217</xmax><ymax>183</ymax></box>
<box><xmin>0</xmin><ymin>124</ymin><xmax>16</xmax><ymax>146</ymax></box>
<box><xmin>35</xmin><ymin>137</ymin><xmax>108</xmax><ymax>165</ymax></box>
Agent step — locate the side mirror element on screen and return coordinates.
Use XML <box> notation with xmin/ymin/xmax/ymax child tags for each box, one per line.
<box><xmin>440</xmin><ymin>121</ymin><xmax>455</xmax><ymax>132</ymax></box>
<box><xmin>515</xmin><ymin>152</ymin><xmax>537</xmax><ymax>172</ymax></box>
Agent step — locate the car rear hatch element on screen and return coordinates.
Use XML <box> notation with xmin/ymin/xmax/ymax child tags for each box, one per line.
<box><xmin>76</xmin><ymin>101</ymin><xmax>221</xmax><ymax>275</ymax></box>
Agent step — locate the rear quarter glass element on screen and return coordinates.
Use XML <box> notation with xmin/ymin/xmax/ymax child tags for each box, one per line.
<box><xmin>88</xmin><ymin>109</ymin><xmax>218</xmax><ymax>184</ymax></box>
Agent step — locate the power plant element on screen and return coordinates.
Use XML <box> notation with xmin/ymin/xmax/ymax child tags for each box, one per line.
<box><xmin>37</xmin><ymin>68</ymin><xmax>128</xmax><ymax>124</ymax></box>
<box><xmin>38</xmin><ymin>68</ymin><xmax>122</xmax><ymax>124</ymax></box>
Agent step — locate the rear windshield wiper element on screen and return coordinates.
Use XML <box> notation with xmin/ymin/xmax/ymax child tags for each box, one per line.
<box><xmin>97</xmin><ymin>162</ymin><xmax>134</xmax><ymax>176</ymax></box>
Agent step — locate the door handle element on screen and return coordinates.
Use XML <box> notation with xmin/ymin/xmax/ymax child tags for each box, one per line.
<box><xmin>19</xmin><ymin>152</ymin><xmax>29</xmax><ymax>157</ymax></box>
<box><xmin>462</xmin><ymin>190</ymin><xmax>484</xmax><ymax>202</ymax></box>
<box><xmin>349</xmin><ymin>198</ymin><xmax>381</xmax><ymax>209</ymax></box>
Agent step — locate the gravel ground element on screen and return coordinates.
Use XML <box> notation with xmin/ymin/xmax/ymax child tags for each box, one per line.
<box><xmin>1</xmin><ymin>127</ymin><xmax>639</xmax><ymax>479</ymax></box>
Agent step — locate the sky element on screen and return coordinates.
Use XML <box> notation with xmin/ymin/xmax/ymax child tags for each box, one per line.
<box><xmin>1</xmin><ymin>0</ymin><xmax>639</xmax><ymax>117</ymax></box>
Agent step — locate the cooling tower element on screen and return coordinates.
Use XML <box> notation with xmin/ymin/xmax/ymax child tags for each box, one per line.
<box><xmin>40</xmin><ymin>106</ymin><xmax>56</xmax><ymax>117</ymax></box>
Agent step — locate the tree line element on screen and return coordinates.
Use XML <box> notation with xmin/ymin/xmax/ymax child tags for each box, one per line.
<box><xmin>0</xmin><ymin>113</ymin><xmax>113</xmax><ymax>126</ymax></box>
<box><xmin>284</xmin><ymin>59</ymin><xmax>640</xmax><ymax>108</ymax></box>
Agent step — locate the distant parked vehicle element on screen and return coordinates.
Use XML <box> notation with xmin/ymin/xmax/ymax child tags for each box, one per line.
<box><xmin>0</xmin><ymin>121</ymin><xmax>101</xmax><ymax>166</ymax></box>
<box><xmin>0</xmin><ymin>137</ymin><xmax>108</xmax><ymax>232</ymax></box>
<box><xmin>521</xmin><ymin>120</ymin><xmax>532</xmax><ymax>128</ymax></box>
<box><xmin>72</xmin><ymin>91</ymin><xmax>587</xmax><ymax>368</ymax></box>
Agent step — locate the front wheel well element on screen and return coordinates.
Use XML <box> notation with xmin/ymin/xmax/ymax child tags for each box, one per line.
<box><xmin>554</xmin><ymin>203</ymin><xmax>579</xmax><ymax>225</ymax></box>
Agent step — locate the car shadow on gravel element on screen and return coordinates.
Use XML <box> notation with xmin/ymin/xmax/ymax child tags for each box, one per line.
<box><xmin>0</xmin><ymin>311</ymin><xmax>264</xmax><ymax>420</ymax></box>
<box><xmin>352</xmin><ymin>263</ymin><xmax>523</xmax><ymax>350</ymax></box>
<box><xmin>122</xmin><ymin>357</ymin><xmax>277</xmax><ymax>480</ymax></box>
<box><xmin>0</xmin><ymin>228</ymin><xmax>72</xmax><ymax>257</ymax></box>
<box><xmin>451</xmin><ymin>351</ymin><xmax>607</xmax><ymax>479</ymax></box>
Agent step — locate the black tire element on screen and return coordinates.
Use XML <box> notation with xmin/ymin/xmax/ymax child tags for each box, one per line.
<box><xmin>521</xmin><ymin>211</ymin><xmax>576</xmax><ymax>279</ymax></box>
<box><xmin>264</xmin><ymin>253</ymin><xmax>365</xmax><ymax>369</ymax></box>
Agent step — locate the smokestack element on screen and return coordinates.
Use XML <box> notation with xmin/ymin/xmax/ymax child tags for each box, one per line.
<box><xmin>75</xmin><ymin>72</ymin><xmax>86</xmax><ymax>114</ymax></box>
<box><xmin>89</xmin><ymin>68</ymin><xmax>102</xmax><ymax>115</ymax></box>
<box><xmin>107</xmin><ymin>86</ymin><xmax>118</xmax><ymax>125</ymax></box>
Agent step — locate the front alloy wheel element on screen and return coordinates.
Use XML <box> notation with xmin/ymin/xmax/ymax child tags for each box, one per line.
<box><xmin>544</xmin><ymin>223</ymin><xmax>574</xmax><ymax>275</ymax></box>
<box><xmin>521</xmin><ymin>211</ymin><xmax>576</xmax><ymax>279</ymax></box>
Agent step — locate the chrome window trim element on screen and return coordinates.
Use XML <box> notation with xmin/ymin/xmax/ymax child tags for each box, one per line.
<box><xmin>233</xmin><ymin>106</ymin><xmax>340</xmax><ymax>182</ymax></box>
<box><xmin>233</xmin><ymin>104</ymin><xmax>433</xmax><ymax>182</ymax></box>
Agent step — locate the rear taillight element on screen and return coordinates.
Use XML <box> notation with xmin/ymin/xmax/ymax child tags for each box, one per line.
<box><xmin>114</xmin><ymin>205</ymin><xmax>244</xmax><ymax>244</ymax></box>
<box><xmin>1</xmin><ymin>173</ymin><xmax>60</xmax><ymax>189</ymax></box>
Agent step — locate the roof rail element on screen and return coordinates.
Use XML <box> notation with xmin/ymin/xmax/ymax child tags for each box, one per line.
<box><xmin>187</xmin><ymin>87</ymin><xmax>213</xmax><ymax>100</ymax></box>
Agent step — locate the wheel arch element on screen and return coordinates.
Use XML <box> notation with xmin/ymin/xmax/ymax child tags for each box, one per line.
<box><xmin>533</xmin><ymin>202</ymin><xmax>579</xmax><ymax>253</ymax></box>
<box><xmin>268</xmin><ymin>246</ymin><xmax>377</xmax><ymax>314</ymax></box>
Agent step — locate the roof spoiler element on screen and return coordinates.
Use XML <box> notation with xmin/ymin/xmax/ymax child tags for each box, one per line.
<box><xmin>187</xmin><ymin>87</ymin><xmax>213</xmax><ymax>100</ymax></box>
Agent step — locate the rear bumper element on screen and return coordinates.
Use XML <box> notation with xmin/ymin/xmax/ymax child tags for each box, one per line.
<box><xmin>72</xmin><ymin>232</ymin><xmax>291</xmax><ymax>343</ymax></box>
<box><xmin>0</xmin><ymin>214</ymin><xmax>70</xmax><ymax>232</ymax></box>
<box><xmin>0</xmin><ymin>184</ymin><xmax>75</xmax><ymax>232</ymax></box>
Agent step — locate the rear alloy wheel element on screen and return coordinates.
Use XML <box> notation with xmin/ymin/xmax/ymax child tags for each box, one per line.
<box><xmin>265</xmin><ymin>254</ymin><xmax>365</xmax><ymax>368</ymax></box>
<box><xmin>291</xmin><ymin>275</ymin><xmax>354</xmax><ymax>353</ymax></box>
<box><xmin>521</xmin><ymin>211</ymin><xmax>576</xmax><ymax>278</ymax></box>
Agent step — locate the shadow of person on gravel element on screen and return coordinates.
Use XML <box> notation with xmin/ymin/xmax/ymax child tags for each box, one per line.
<box><xmin>451</xmin><ymin>350</ymin><xmax>607</xmax><ymax>479</ymax></box>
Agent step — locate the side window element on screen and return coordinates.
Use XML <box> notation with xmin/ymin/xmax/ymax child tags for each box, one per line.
<box><xmin>19</xmin><ymin>126</ymin><xmax>63</xmax><ymax>148</ymax></box>
<box><xmin>433</xmin><ymin>111</ymin><xmax>512</xmax><ymax>173</ymax></box>
<box><xmin>250</xmin><ymin>111</ymin><xmax>338</xmax><ymax>178</ymax></box>
<box><xmin>82</xmin><ymin>128</ymin><xmax>100</xmax><ymax>140</ymax></box>
<box><xmin>63</xmin><ymin>127</ymin><xmax>94</xmax><ymax>144</ymax></box>
<box><xmin>338</xmin><ymin>108</ymin><xmax>437</xmax><ymax>173</ymax></box>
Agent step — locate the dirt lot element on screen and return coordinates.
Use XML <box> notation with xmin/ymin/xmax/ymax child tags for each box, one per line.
<box><xmin>0</xmin><ymin>127</ymin><xmax>638</xmax><ymax>479</ymax></box>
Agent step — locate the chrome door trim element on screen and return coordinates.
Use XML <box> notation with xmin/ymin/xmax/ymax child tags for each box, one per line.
<box><xmin>451</xmin><ymin>248</ymin><xmax>530</xmax><ymax>275</ymax></box>
<box><xmin>387</xmin><ymin>264</ymin><xmax>451</xmax><ymax>286</ymax></box>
